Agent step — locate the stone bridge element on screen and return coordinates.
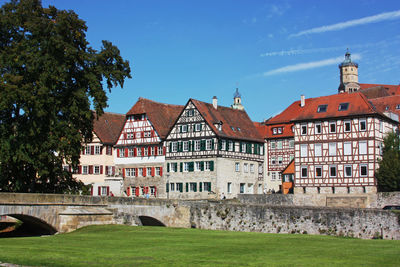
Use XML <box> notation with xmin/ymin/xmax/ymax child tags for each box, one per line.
<box><xmin>1</xmin><ymin>193</ymin><xmax>399</xmax><ymax>239</ymax></box>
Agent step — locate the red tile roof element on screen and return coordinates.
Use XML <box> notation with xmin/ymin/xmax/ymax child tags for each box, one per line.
<box><xmin>359</xmin><ymin>83</ymin><xmax>400</xmax><ymax>97</ymax></box>
<box><xmin>93</xmin><ymin>112</ymin><xmax>126</xmax><ymax>145</ymax></box>
<box><xmin>126</xmin><ymin>98</ymin><xmax>184</xmax><ymax>139</ymax></box>
<box><xmin>282</xmin><ymin>159</ymin><xmax>294</xmax><ymax>175</ymax></box>
<box><xmin>190</xmin><ymin>99</ymin><xmax>264</xmax><ymax>142</ymax></box>
<box><xmin>265</xmin><ymin>123</ymin><xmax>295</xmax><ymax>139</ymax></box>
<box><xmin>370</xmin><ymin>95</ymin><xmax>400</xmax><ymax>118</ymax></box>
<box><xmin>291</xmin><ymin>92</ymin><xmax>379</xmax><ymax>122</ymax></box>
<box><xmin>266</xmin><ymin>99</ymin><xmax>314</xmax><ymax>125</ymax></box>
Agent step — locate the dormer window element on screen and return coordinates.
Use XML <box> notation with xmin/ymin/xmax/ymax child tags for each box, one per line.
<box><xmin>215</xmin><ymin>123</ymin><xmax>222</xmax><ymax>131</ymax></box>
<box><xmin>231</xmin><ymin>126</ymin><xmax>235</xmax><ymax>131</ymax></box>
<box><xmin>385</xmin><ymin>106</ymin><xmax>389</xmax><ymax>111</ymax></box>
<box><xmin>338</xmin><ymin>103</ymin><xmax>349</xmax><ymax>111</ymax></box>
<box><xmin>237</xmin><ymin>127</ymin><xmax>241</xmax><ymax>131</ymax></box>
<box><xmin>317</xmin><ymin>105</ymin><xmax>328</xmax><ymax>113</ymax></box>
<box><xmin>186</xmin><ymin>109</ymin><xmax>195</xmax><ymax>117</ymax></box>
<box><xmin>396</xmin><ymin>104</ymin><xmax>400</xmax><ymax>110</ymax></box>
<box><xmin>273</xmin><ymin>127</ymin><xmax>283</xmax><ymax>135</ymax></box>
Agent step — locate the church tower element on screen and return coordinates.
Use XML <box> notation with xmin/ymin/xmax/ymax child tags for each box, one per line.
<box><xmin>338</xmin><ymin>50</ymin><xmax>360</xmax><ymax>93</ymax></box>
<box><xmin>231</xmin><ymin>88</ymin><xmax>244</xmax><ymax>110</ymax></box>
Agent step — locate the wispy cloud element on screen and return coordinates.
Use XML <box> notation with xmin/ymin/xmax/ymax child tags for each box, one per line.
<box><xmin>290</xmin><ymin>10</ymin><xmax>400</xmax><ymax>37</ymax></box>
<box><xmin>262</xmin><ymin>54</ymin><xmax>361</xmax><ymax>76</ymax></box>
<box><xmin>267</xmin><ymin>3</ymin><xmax>291</xmax><ymax>18</ymax></box>
<box><xmin>260</xmin><ymin>46</ymin><xmax>344</xmax><ymax>57</ymax></box>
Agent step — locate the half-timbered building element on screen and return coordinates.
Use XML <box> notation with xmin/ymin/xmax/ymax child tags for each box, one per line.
<box><xmin>70</xmin><ymin>112</ymin><xmax>126</xmax><ymax>196</ymax></box>
<box><xmin>165</xmin><ymin>96</ymin><xmax>265</xmax><ymax>199</ymax></box>
<box><xmin>114</xmin><ymin>98</ymin><xmax>183</xmax><ymax>198</ymax></box>
<box><xmin>292</xmin><ymin>92</ymin><xmax>398</xmax><ymax>194</ymax></box>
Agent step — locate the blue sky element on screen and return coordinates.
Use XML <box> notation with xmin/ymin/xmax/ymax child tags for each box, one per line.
<box><xmin>5</xmin><ymin>0</ymin><xmax>400</xmax><ymax>121</ymax></box>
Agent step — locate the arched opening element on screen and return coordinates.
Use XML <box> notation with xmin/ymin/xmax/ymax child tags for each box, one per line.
<box><xmin>0</xmin><ymin>214</ymin><xmax>57</xmax><ymax>237</ymax></box>
<box><xmin>138</xmin><ymin>216</ymin><xmax>165</xmax><ymax>226</ymax></box>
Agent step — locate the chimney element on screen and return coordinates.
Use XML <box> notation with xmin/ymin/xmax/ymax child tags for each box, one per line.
<box><xmin>300</xmin><ymin>95</ymin><xmax>305</xmax><ymax>107</ymax></box>
<box><xmin>212</xmin><ymin>96</ymin><xmax>218</xmax><ymax>109</ymax></box>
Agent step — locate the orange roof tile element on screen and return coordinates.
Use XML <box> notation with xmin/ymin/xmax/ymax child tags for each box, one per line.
<box><xmin>370</xmin><ymin>95</ymin><xmax>400</xmax><ymax>118</ymax></box>
<box><xmin>282</xmin><ymin>159</ymin><xmax>294</xmax><ymax>175</ymax></box>
<box><xmin>93</xmin><ymin>112</ymin><xmax>126</xmax><ymax>145</ymax></box>
<box><xmin>191</xmin><ymin>99</ymin><xmax>264</xmax><ymax>142</ymax></box>
<box><xmin>359</xmin><ymin>83</ymin><xmax>400</xmax><ymax>97</ymax></box>
<box><xmin>126</xmin><ymin>98</ymin><xmax>183</xmax><ymax>139</ymax></box>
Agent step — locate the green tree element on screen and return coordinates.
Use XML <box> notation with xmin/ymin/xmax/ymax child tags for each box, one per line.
<box><xmin>0</xmin><ymin>0</ymin><xmax>131</xmax><ymax>193</ymax></box>
<box><xmin>375</xmin><ymin>132</ymin><xmax>400</xmax><ymax>192</ymax></box>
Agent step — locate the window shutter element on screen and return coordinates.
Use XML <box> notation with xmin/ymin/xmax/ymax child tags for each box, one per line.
<box><xmin>134</xmin><ymin>148</ymin><xmax>137</xmax><ymax>157</ymax></box>
<box><xmin>127</xmin><ymin>187</ymin><xmax>131</xmax><ymax>196</ymax></box>
<box><xmin>151</xmin><ymin>130</ymin><xmax>155</xmax><ymax>137</ymax></box>
<box><xmin>106</xmin><ymin>166</ymin><xmax>109</xmax><ymax>175</ymax></box>
<box><xmin>124</xmin><ymin>148</ymin><xmax>128</xmax><ymax>157</ymax></box>
<box><xmin>141</xmin><ymin>147</ymin><xmax>145</xmax><ymax>155</ymax></box>
<box><xmin>143</xmin><ymin>168</ymin><xmax>147</xmax><ymax>177</ymax></box>
<box><xmin>200</xmin><ymin>140</ymin><xmax>205</xmax><ymax>151</ymax></box>
<box><xmin>218</xmin><ymin>139</ymin><xmax>222</xmax><ymax>150</ymax></box>
<box><xmin>186</xmin><ymin>183</ymin><xmax>189</xmax><ymax>192</ymax></box>
<box><xmin>169</xmin><ymin>142</ymin><xmax>172</xmax><ymax>152</ymax></box>
<box><xmin>100</xmin><ymin>165</ymin><xmax>103</xmax><ymax>174</ymax></box>
<box><xmin>154</xmin><ymin>187</ymin><xmax>157</xmax><ymax>197</ymax></box>
<box><xmin>163</xmin><ymin>146</ymin><xmax>166</xmax><ymax>155</ymax></box>
<box><xmin>98</xmin><ymin>187</ymin><xmax>101</xmax><ymax>196</ymax></box>
<box><xmin>135</xmin><ymin>187</ymin><xmax>140</xmax><ymax>197</ymax></box>
<box><xmin>135</xmin><ymin>168</ymin><xmax>138</xmax><ymax>177</ymax></box>
<box><xmin>209</xmin><ymin>161</ymin><xmax>214</xmax><ymax>171</ymax></box>
<box><xmin>200</xmin><ymin>161</ymin><xmax>204</xmax><ymax>171</ymax></box>
<box><xmin>167</xmin><ymin>163</ymin><xmax>170</xmax><ymax>172</ymax></box>
<box><xmin>148</xmin><ymin>146</ymin><xmax>152</xmax><ymax>155</ymax></box>
<box><xmin>122</xmin><ymin>168</ymin><xmax>125</xmax><ymax>178</ymax></box>
<box><xmin>178</xmin><ymin>142</ymin><xmax>182</xmax><ymax>152</ymax></box>
<box><xmin>239</xmin><ymin>142</ymin><xmax>243</xmax><ymax>152</ymax></box>
<box><xmin>166</xmin><ymin>183</ymin><xmax>169</xmax><ymax>193</ymax></box>
<box><xmin>110</xmin><ymin>146</ymin><xmax>113</xmax><ymax>155</ymax></box>
<box><xmin>91</xmin><ymin>146</ymin><xmax>94</xmax><ymax>155</ymax></box>
<box><xmin>151</xmin><ymin>167</ymin><xmax>155</xmax><ymax>177</ymax></box>
<box><xmin>189</xmin><ymin>141</ymin><xmax>192</xmax><ymax>151</ymax></box>
<box><xmin>117</xmin><ymin>149</ymin><xmax>120</xmax><ymax>157</ymax></box>
<box><xmin>78</xmin><ymin>165</ymin><xmax>82</xmax><ymax>174</ymax></box>
<box><xmin>141</xmin><ymin>132</ymin><xmax>144</xmax><ymax>138</ymax></box>
<box><xmin>124</xmin><ymin>133</ymin><xmax>127</xmax><ymax>139</ymax></box>
<box><xmin>112</xmin><ymin>166</ymin><xmax>115</xmax><ymax>175</ymax></box>
<box><xmin>199</xmin><ymin>182</ymin><xmax>203</xmax><ymax>192</ymax></box>
<box><xmin>208</xmin><ymin>182</ymin><xmax>211</xmax><ymax>192</ymax></box>
<box><xmin>160</xmin><ymin>167</ymin><xmax>163</xmax><ymax>176</ymax></box>
<box><xmin>154</xmin><ymin>147</ymin><xmax>158</xmax><ymax>156</ymax></box>
<box><xmin>194</xmin><ymin>183</ymin><xmax>197</xmax><ymax>192</ymax></box>
<box><xmin>90</xmin><ymin>186</ymin><xmax>93</xmax><ymax>195</ymax></box>
<box><xmin>211</xmin><ymin>139</ymin><xmax>214</xmax><ymax>150</ymax></box>
<box><xmin>180</xmin><ymin>125</ymin><xmax>182</xmax><ymax>133</ymax></box>
<box><xmin>200</xmin><ymin>124</ymin><xmax>202</xmax><ymax>131</ymax></box>
<box><xmin>180</xmin><ymin>162</ymin><xmax>183</xmax><ymax>172</ymax></box>
<box><xmin>106</xmin><ymin>186</ymin><xmax>110</xmax><ymax>196</ymax></box>
<box><xmin>89</xmin><ymin>165</ymin><xmax>93</xmax><ymax>174</ymax></box>
<box><xmin>189</xmin><ymin>162</ymin><xmax>194</xmax><ymax>172</ymax></box>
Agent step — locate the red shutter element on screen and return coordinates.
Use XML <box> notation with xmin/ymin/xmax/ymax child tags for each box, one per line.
<box><xmin>135</xmin><ymin>187</ymin><xmax>140</xmax><ymax>197</ymax></box>
<box><xmin>124</xmin><ymin>133</ymin><xmax>127</xmax><ymax>139</ymax></box>
<box><xmin>112</xmin><ymin>166</ymin><xmax>115</xmax><ymax>175</ymax></box>
<box><xmin>141</xmin><ymin>132</ymin><xmax>144</xmax><ymax>138</ymax></box>
<box><xmin>117</xmin><ymin>149</ymin><xmax>120</xmax><ymax>157</ymax></box>
<box><xmin>78</xmin><ymin>165</ymin><xmax>82</xmax><ymax>174</ymax></box>
<box><xmin>134</xmin><ymin>148</ymin><xmax>137</xmax><ymax>157</ymax></box>
<box><xmin>148</xmin><ymin>146</ymin><xmax>151</xmax><ymax>156</ymax></box>
<box><xmin>151</xmin><ymin>130</ymin><xmax>155</xmax><ymax>137</ymax></box>
<box><xmin>105</xmin><ymin>166</ymin><xmax>109</xmax><ymax>175</ymax></box>
<box><xmin>69</xmin><ymin>166</ymin><xmax>72</xmax><ymax>172</ymax></box>
<box><xmin>154</xmin><ymin>147</ymin><xmax>158</xmax><ymax>156</ymax></box>
<box><xmin>122</xmin><ymin>168</ymin><xmax>126</xmax><ymax>178</ymax></box>
<box><xmin>163</xmin><ymin>146</ymin><xmax>166</xmax><ymax>155</ymax></box>
<box><xmin>110</xmin><ymin>146</ymin><xmax>113</xmax><ymax>155</ymax></box>
<box><xmin>143</xmin><ymin>168</ymin><xmax>147</xmax><ymax>177</ymax></box>
<box><xmin>124</xmin><ymin>148</ymin><xmax>128</xmax><ymax>157</ymax></box>
<box><xmin>141</xmin><ymin>147</ymin><xmax>145</xmax><ymax>155</ymax></box>
<box><xmin>146</xmin><ymin>187</ymin><xmax>149</xmax><ymax>194</ymax></box>
<box><xmin>160</xmin><ymin>167</ymin><xmax>163</xmax><ymax>177</ymax></box>
<box><xmin>90</xmin><ymin>186</ymin><xmax>93</xmax><ymax>196</ymax></box>
<box><xmin>100</xmin><ymin>146</ymin><xmax>103</xmax><ymax>155</ymax></box>
<box><xmin>89</xmin><ymin>165</ymin><xmax>93</xmax><ymax>174</ymax></box>
<box><xmin>98</xmin><ymin>186</ymin><xmax>101</xmax><ymax>195</ymax></box>
<box><xmin>127</xmin><ymin>187</ymin><xmax>131</xmax><ymax>196</ymax></box>
<box><xmin>100</xmin><ymin>165</ymin><xmax>103</xmax><ymax>174</ymax></box>
<box><xmin>154</xmin><ymin>187</ymin><xmax>157</xmax><ymax>197</ymax></box>
<box><xmin>91</xmin><ymin>146</ymin><xmax>94</xmax><ymax>155</ymax></box>
<box><xmin>151</xmin><ymin>167</ymin><xmax>155</xmax><ymax>177</ymax></box>
<box><xmin>135</xmin><ymin>168</ymin><xmax>138</xmax><ymax>177</ymax></box>
<box><xmin>106</xmin><ymin>186</ymin><xmax>110</xmax><ymax>196</ymax></box>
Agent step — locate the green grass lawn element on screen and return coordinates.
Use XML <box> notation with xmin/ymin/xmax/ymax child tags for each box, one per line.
<box><xmin>0</xmin><ymin>225</ymin><xmax>399</xmax><ymax>266</ymax></box>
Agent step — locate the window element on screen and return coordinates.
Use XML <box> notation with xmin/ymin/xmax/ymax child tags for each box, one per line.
<box><xmin>183</xmin><ymin>162</ymin><xmax>189</xmax><ymax>172</ymax></box>
<box><xmin>95</xmin><ymin>146</ymin><xmax>101</xmax><ymax>155</ymax></box>
<box><xmin>176</xmin><ymin>183</ymin><xmax>183</xmax><ymax>192</ymax></box>
<box><xmin>170</xmin><ymin>183</ymin><xmax>175</xmax><ymax>192</ymax></box>
<box><xmin>271</xmin><ymin>157</ymin><xmax>276</xmax><ymax>165</ymax></box>
<box><xmin>289</xmin><ymin>140</ymin><xmax>294</xmax><ymax>148</ymax></box>
<box><xmin>138</xmin><ymin>168</ymin><xmax>143</xmax><ymax>177</ymax></box>
<box><xmin>101</xmin><ymin>186</ymin><xmax>108</xmax><ymax>196</ymax></box>
<box><xmin>300</xmin><ymin>144</ymin><xmax>308</xmax><ymax>157</ymax></box>
<box><xmin>301</xmin><ymin>124</ymin><xmax>307</xmax><ymax>135</ymax></box>
<box><xmin>277</xmin><ymin>141</ymin><xmax>282</xmax><ymax>149</ymax></box>
<box><xmin>228</xmin><ymin>141</ymin><xmax>234</xmax><ymax>151</ymax></box>
<box><xmin>271</xmin><ymin>172</ymin><xmax>276</xmax><ymax>180</ymax></box>
<box><xmin>181</xmin><ymin>125</ymin><xmax>188</xmax><ymax>133</ymax></box>
<box><xmin>189</xmin><ymin>183</ymin><xmax>197</xmax><ymax>192</ymax></box>
<box><xmin>133</xmin><ymin>168</ymin><xmax>138</xmax><ymax>177</ymax></box>
<box><xmin>315</xmin><ymin>166</ymin><xmax>322</xmax><ymax>178</ymax></box>
<box><xmin>329</xmin><ymin>122</ymin><xmax>336</xmax><ymax>133</ymax></box>
<box><xmin>186</xmin><ymin>109</ymin><xmax>195</xmax><ymax>117</ymax></box>
<box><xmin>317</xmin><ymin>104</ymin><xmax>328</xmax><ymax>113</ymax></box>
<box><xmin>237</xmin><ymin>127</ymin><xmax>241</xmax><ymax>131</ymax></box>
<box><xmin>243</xmin><ymin>163</ymin><xmax>248</xmax><ymax>173</ymax></box>
<box><xmin>231</xmin><ymin>126</ymin><xmax>235</xmax><ymax>131</ymax></box>
<box><xmin>195</xmin><ymin>162</ymin><xmax>201</xmax><ymax>171</ymax></box>
<box><xmin>106</xmin><ymin>146</ymin><xmax>112</xmax><ymax>155</ymax></box>
<box><xmin>170</xmin><ymin>163</ymin><xmax>177</xmax><ymax>172</ymax></box>
<box><xmin>273</xmin><ymin>128</ymin><xmax>277</xmax><ymax>135</ymax></box>
<box><xmin>344</xmin><ymin>165</ymin><xmax>352</xmax><ymax>177</ymax></box>
<box><xmin>144</xmin><ymin>131</ymin><xmax>151</xmax><ymax>137</ymax></box>
<box><xmin>329</xmin><ymin>165</ymin><xmax>337</xmax><ymax>177</ymax></box>
<box><xmin>344</xmin><ymin>120</ymin><xmax>351</xmax><ymax>132</ymax></box>
<box><xmin>278</xmin><ymin>157</ymin><xmax>283</xmax><ymax>165</ymax></box>
<box><xmin>172</xmin><ymin>142</ymin><xmax>178</xmax><ymax>152</ymax></box>
<box><xmin>221</xmin><ymin>140</ymin><xmax>226</xmax><ymax>150</ymax></box>
<box><xmin>193</xmin><ymin>140</ymin><xmax>200</xmax><ymax>151</ymax></box>
<box><xmin>359</xmin><ymin>141</ymin><xmax>367</xmax><ymax>155</ymax></box>
<box><xmin>241</xmin><ymin>143</ymin><xmax>246</xmax><ymax>152</ymax></box>
<box><xmin>278</xmin><ymin>127</ymin><xmax>282</xmax><ymax>134</ymax></box>
<box><xmin>314</xmin><ymin>144</ymin><xmax>322</xmax><ymax>157</ymax></box>
<box><xmin>195</xmin><ymin>123</ymin><xmax>202</xmax><ymax>131</ymax></box>
<box><xmin>250</xmin><ymin>164</ymin><xmax>254</xmax><ymax>173</ymax></box>
<box><xmin>94</xmin><ymin>166</ymin><xmax>100</xmax><ymax>174</ymax></box>
<box><xmin>183</xmin><ymin>141</ymin><xmax>189</xmax><ymax>151</ymax></box>
<box><xmin>128</xmin><ymin>148</ymin><xmax>134</xmax><ymax>157</ymax></box>
<box><xmin>338</xmin><ymin>103</ymin><xmax>349</xmax><ymax>111</ymax></box>
<box><xmin>147</xmin><ymin>167</ymin><xmax>152</xmax><ymax>176</ymax></box>
<box><xmin>136</xmin><ymin>132</ymin><xmax>141</xmax><ymax>138</ymax></box>
<box><xmin>82</xmin><ymin>166</ymin><xmax>88</xmax><ymax>174</ymax></box>
<box><xmin>396</xmin><ymin>104</ymin><xmax>400</xmax><ymax>110</ymax></box>
<box><xmin>137</xmin><ymin>147</ymin><xmax>142</xmax><ymax>157</ymax></box>
<box><xmin>203</xmin><ymin>182</ymin><xmax>211</xmax><ymax>192</ymax></box>
<box><xmin>315</xmin><ymin>123</ymin><xmax>321</xmax><ymax>134</ymax></box>
<box><xmin>329</xmin><ymin>143</ymin><xmax>337</xmax><ymax>156</ymax></box>
<box><xmin>227</xmin><ymin>182</ymin><xmax>232</xmax><ymax>194</ymax></box>
<box><xmin>206</xmin><ymin>139</ymin><xmax>212</xmax><ymax>150</ymax></box>
<box><xmin>144</xmin><ymin>146</ymin><xmax>148</xmax><ymax>156</ymax></box>
<box><xmin>258</xmin><ymin>164</ymin><xmax>263</xmax><ymax>174</ymax></box>
<box><xmin>150</xmin><ymin>147</ymin><xmax>155</xmax><ymax>156</ymax></box>
<box><xmin>127</xmin><ymin>132</ymin><xmax>134</xmax><ymax>139</ymax></box>
<box><xmin>85</xmin><ymin>146</ymin><xmax>91</xmax><ymax>155</ymax></box>
<box><xmin>360</xmin><ymin>164</ymin><xmax>368</xmax><ymax>177</ymax></box>
<box><xmin>359</xmin><ymin>119</ymin><xmax>367</xmax><ymax>131</ymax></box>
<box><xmin>344</xmin><ymin>142</ymin><xmax>351</xmax><ymax>155</ymax></box>
<box><xmin>379</xmin><ymin>121</ymin><xmax>383</xmax><ymax>132</ymax></box>
<box><xmin>301</xmin><ymin>166</ymin><xmax>308</xmax><ymax>178</ymax></box>
<box><xmin>271</xmin><ymin>141</ymin><xmax>276</xmax><ymax>149</ymax></box>
<box><xmin>204</xmin><ymin>161</ymin><xmax>211</xmax><ymax>171</ymax></box>
<box><xmin>240</xmin><ymin>183</ymin><xmax>245</xmax><ymax>194</ymax></box>
<box><xmin>235</xmin><ymin>162</ymin><xmax>240</xmax><ymax>172</ymax></box>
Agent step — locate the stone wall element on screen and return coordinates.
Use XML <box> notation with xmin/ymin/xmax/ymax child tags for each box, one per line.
<box><xmin>190</xmin><ymin>202</ymin><xmax>400</xmax><ymax>239</ymax></box>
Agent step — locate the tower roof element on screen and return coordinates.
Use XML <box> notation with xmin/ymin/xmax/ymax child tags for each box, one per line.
<box><xmin>339</xmin><ymin>49</ymin><xmax>358</xmax><ymax>68</ymax></box>
<box><xmin>234</xmin><ymin>88</ymin><xmax>241</xmax><ymax>98</ymax></box>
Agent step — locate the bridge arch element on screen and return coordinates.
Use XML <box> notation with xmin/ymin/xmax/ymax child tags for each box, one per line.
<box><xmin>138</xmin><ymin>216</ymin><xmax>166</xmax><ymax>226</ymax></box>
<box><xmin>1</xmin><ymin>214</ymin><xmax>57</xmax><ymax>236</ymax></box>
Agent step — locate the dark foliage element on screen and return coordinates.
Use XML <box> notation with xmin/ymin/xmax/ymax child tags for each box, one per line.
<box><xmin>376</xmin><ymin>132</ymin><xmax>400</xmax><ymax>192</ymax></box>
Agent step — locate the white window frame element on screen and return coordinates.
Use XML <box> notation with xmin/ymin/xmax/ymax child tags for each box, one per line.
<box><xmin>314</xmin><ymin>144</ymin><xmax>322</xmax><ymax>157</ymax></box>
<box><xmin>344</xmin><ymin>165</ymin><xmax>352</xmax><ymax>177</ymax></box>
<box><xmin>329</xmin><ymin>165</ymin><xmax>337</xmax><ymax>177</ymax></box>
<box><xmin>250</xmin><ymin>164</ymin><xmax>254</xmax><ymax>173</ymax></box>
<box><xmin>195</xmin><ymin>123</ymin><xmax>201</xmax><ymax>132</ymax></box>
<box><xmin>271</xmin><ymin>157</ymin><xmax>276</xmax><ymax>165</ymax></box>
<box><xmin>329</xmin><ymin>121</ymin><xmax>336</xmax><ymax>133</ymax></box>
<box><xmin>315</xmin><ymin>123</ymin><xmax>322</xmax><ymax>134</ymax></box>
<box><xmin>300</xmin><ymin>144</ymin><xmax>308</xmax><ymax>157</ymax></box>
<box><xmin>227</xmin><ymin>182</ymin><xmax>232</xmax><ymax>194</ymax></box>
<box><xmin>235</xmin><ymin>162</ymin><xmax>240</xmax><ymax>172</ymax></box>
<box><xmin>301</xmin><ymin>124</ymin><xmax>307</xmax><ymax>135</ymax></box>
<box><xmin>206</xmin><ymin>139</ymin><xmax>212</xmax><ymax>150</ymax></box>
<box><xmin>359</xmin><ymin>141</ymin><xmax>367</xmax><ymax>155</ymax></box>
<box><xmin>183</xmin><ymin>141</ymin><xmax>189</xmax><ymax>152</ymax></box>
<box><xmin>95</xmin><ymin>146</ymin><xmax>101</xmax><ymax>155</ymax></box>
<box><xmin>359</xmin><ymin>119</ymin><xmax>367</xmax><ymax>131</ymax></box>
<box><xmin>204</xmin><ymin>161</ymin><xmax>211</xmax><ymax>171</ymax></box>
<box><xmin>271</xmin><ymin>141</ymin><xmax>276</xmax><ymax>149</ymax></box>
<box><xmin>94</xmin><ymin>166</ymin><xmax>100</xmax><ymax>175</ymax></box>
<box><xmin>289</xmin><ymin>140</ymin><xmax>294</xmax><ymax>148</ymax></box>
<box><xmin>172</xmin><ymin>142</ymin><xmax>178</xmax><ymax>152</ymax></box>
<box><xmin>183</xmin><ymin>162</ymin><xmax>189</xmax><ymax>172</ymax></box>
<box><xmin>194</xmin><ymin>140</ymin><xmax>200</xmax><ymax>151</ymax></box>
<box><xmin>315</xmin><ymin>166</ymin><xmax>322</xmax><ymax>178</ymax></box>
<box><xmin>277</xmin><ymin>141</ymin><xmax>282</xmax><ymax>149</ymax></box>
<box><xmin>344</xmin><ymin>120</ymin><xmax>351</xmax><ymax>132</ymax></box>
<box><xmin>329</xmin><ymin>142</ymin><xmax>337</xmax><ymax>156</ymax></box>
<box><xmin>278</xmin><ymin>156</ymin><xmax>283</xmax><ymax>165</ymax></box>
<box><xmin>344</xmin><ymin>142</ymin><xmax>352</xmax><ymax>156</ymax></box>
<box><xmin>195</xmin><ymin>162</ymin><xmax>201</xmax><ymax>171</ymax></box>
<box><xmin>221</xmin><ymin>140</ymin><xmax>226</xmax><ymax>150</ymax></box>
<box><xmin>182</xmin><ymin>125</ymin><xmax>188</xmax><ymax>133</ymax></box>
<box><xmin>360</xmin><ymin>164</ymin><xmax>368</xmax><ymax>177</ymax></box>
<box><xmin>82</xmin><ymin>166</ymin><xmax>88</xmax><ymax>174</ymax></box>
<box><xmin>147</xmin><ymin>167</ymin><xmax>152</xmax><ymax>176</ymax></box>
<box><xmin>228</xmin><ymin>141</ymin><xmax>233</xmax><ymax>151</ymax></box>
<box><xmin>301</xmin><ymin>166</ymin><xmax>308</xmax><ymax>178</ymax></box>
<box><xmin>243</xmin><ymin>163</ymin><xmax>248</xmax><ymax>173</ymax></box>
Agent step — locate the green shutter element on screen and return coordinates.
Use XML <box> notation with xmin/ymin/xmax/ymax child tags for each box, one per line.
<box><xmin>194</xmin><ymin>183</ymin><xmax>197</xmax><ymax>192</ymax></box>
<box><xmin>218</xmin><ymin>139</ymin><xmax>222</xmax><ymax>150</ymax></box>
<box><xmin>200</xmin><ymin>123</ymin><xmax>202</xmax><ymax>131</ymax></box>
<box><xmin>180</xmin><ymin>162</ymin><xmax>183</xmax><ymax>172</ymax></box>
<box><xmin>169</xmin><ymin>142</ymin><xmax>172</xmax><ymax>152</ymax></box>
<box><xmin>199</xmin><ymin>182</ymin><xmax>203</xmax><ymax>192</ymax></box>
<box><xmin>179</xmin><ymin>125</ymin><xmax>182</xmax><ymax>133</ymax></box>
<box><xmin>200</xmin><ymin>140</ymin><xmax>205</xmax><ymax>151</ymax></box>
<box><xmin>208</xmin><ymin>182</ymin><xmax>211</xmax><ymax>192</ymax></box>
<box><xmin>211</xmin><ymin>139</ymin><xmax>214</xmax><ymax>150</ymax></box>
<box><xmin>209</xmin><ymin>161</ymin><xmax>214</xmax><ymax>171</ymax></box>
<box><xmin>189</xmin><ymin>141</ymin><xmax>192</xmax><ymax>151</ymax></box>
<box><xmin>233</xmin><ymin>142</ymin><xmax>235</xmax><ymax>152</ymax></box>
<box><xmin>179</xmin><ymin>183</ymin><xmax>183</xmax><ymax>192</ymax></box>
<box><xmin>200</xmin><ymin>161</ymin><xmax>204</xmax><ymax>171</ymax></box>
<box><xmin>166</xmin><ymin>183</ymin><xmax>169</xmax><ymax>193</ymax></box>
<box><xmin>167</xmin><ymin>163</ymin><xmax>170</xmax><ymax>172</ymax></box>
<box><xmin>239</xmin><ymin>142</ymin><xmax>243</xmax><ymax>152</ymax></box>
<box><xmin>189</xmin><ymin>162</ymin><xmax>194</xmax><ymax>172</ymax></box>
<box><xmin>186</xmin><ymin>183</ymin><xmax>189</xmax><ymax>192</ymax></box>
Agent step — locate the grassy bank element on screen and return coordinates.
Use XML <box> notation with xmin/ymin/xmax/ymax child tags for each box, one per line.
<box><xmin>0</xmin><ymin>225</ymin><xmax>399</xmax><ymax>266</ymax></box>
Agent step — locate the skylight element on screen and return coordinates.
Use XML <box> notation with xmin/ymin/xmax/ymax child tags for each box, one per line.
<box><xmin>317</xmin><ymin>104</ymin><xmax>328</xmax><ymax>113</ymax></box>
<box><xmin>338</xmin><ymin>103</ymin><xmax>349</xmax><ymax>111</ymax></box>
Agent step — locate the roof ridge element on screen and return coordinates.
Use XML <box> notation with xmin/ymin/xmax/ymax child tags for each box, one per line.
<box><xmin>137</xmin><ymin>97</ymin><xmax>183</xmax><ymax>107</ymax></box>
